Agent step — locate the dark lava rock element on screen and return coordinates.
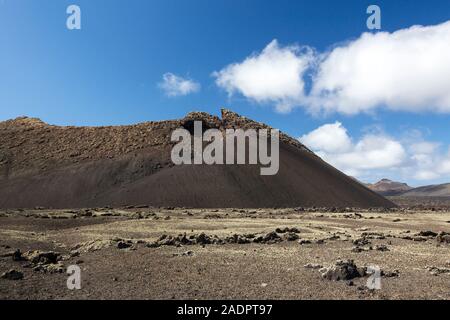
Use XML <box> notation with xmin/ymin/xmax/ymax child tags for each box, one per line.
<box><xmin>437</xmin><ymin>232</ymin><xmax>450</xmax><ymax>244</ymax></box>
<box><xmin>418</xmin><ymin>231</ymin><xmax>438</xmax><ymax>237</ymax></box>
<box><xmin>12</xmin><ymin>249</ymin><xmax>23</xmax><ymax>261</ymax></box>
<box><xmin>173</xmin><ymin>250</ymin><xmax>194</xmax><ymax>257</ymax></box>
<box><xmin>262</xmin><ymin>231</ymin><xmax>282</xmax><ymax>243</ymax></box>
<box><xmin>375</xmin><ymin>244</ymin><xmax>390</xmax><ymax>252</ymax></box>
<box><xmin>22</xmin><ymin>250</ymin><xmax>60</xmax><ymax>264</ymax></box>
<box><xmin>275</xmin><ymin>227</ymin><xmax>300</xmax><ymax>234</ymax></box>
<box><xmin>195</xmin><ymin>233</ymin><xmax>212</xmax><ymax>245</ymax></box>
<box><xmin>117</xmin><ymin>241</ymin><xmax>132</xmax><ymax>249</ymax></box>
<box><xmin>283</xmin><ymin>232</ymin><xmax>300</xmax><ymax>241</ymax></box>
<box><xmin>320</xmin><ymin>260</ymin><xmax>366</xmax><ymax>281</ymax></box>
<box><xmin>303</xmin><ymin>263</ymin><xmax>323</xmax><ymax>269</ymax></box>
<box><xmin>361</xmin><ymin>232</ymin><xmax>386</xmax><ymax>240</ymax></box>
<box><xmin>225</xmin><ymin>234</ymin><xmax>252</xmax><ymax>244</ymax></box>
<box><xmin>353</xmin><ymin>238</ymin><xmax>370</xmax><ymax>246</ymax></box>
<box><xmin>351</xmin><ymin>246</ymin><xmax>368</xmax><ymax>253</ymax></box>
<box><xmin>381</xmin><ymin>269</ymin><xmax>399</xmax><ymax>277</ymax></box>
<box><xmin>1</xmin><ymin>269</ymin><xmax>23</xmax><ymax>280</ymax></box>
<box><xmin>427</xmin><ymin>266</ymin><xmax>450</xmax><ymax>275</ymax></box>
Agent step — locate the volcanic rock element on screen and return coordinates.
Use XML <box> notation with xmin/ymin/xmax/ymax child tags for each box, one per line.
<box><xmin>1</xmin><ymin>269</ymin><xmax>23</xmax><ymax>280</ymax></box>
<box><xmin>436</xmin><ymin>232</ymin><xmax>450</xmax><ymax>244</ymax></box>
<box><xmin>320</xmin><ymin>260</ymin><xmax>366</xmax><ymax>281</ymax></box>
<box><xmin>0</xmin><ymin>110</ymin><xmax>395</xmax><ymax>209</ymax></box>
<box><xmin>427</xmin><ymin>266</ymin><xmax>450</xmax><ymax>275</ymax></box>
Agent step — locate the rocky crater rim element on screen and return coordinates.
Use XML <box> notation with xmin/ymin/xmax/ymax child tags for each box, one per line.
<box><xmin>1</xmin><ymin>109</ymin><xmax>312</xmax><ymax>153</ymax></box>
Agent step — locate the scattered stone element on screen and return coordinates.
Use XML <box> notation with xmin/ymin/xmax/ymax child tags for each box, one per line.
<box><xmin>361</xmin><ymin>232</ymin><xmax>386</xmax><ymax>240</ymax></box>
<box><xmin>117</xmin><ymin>241</ymin><xmax>132</xmax><ymax>249</ymax></box>
<box><xmin>196</xmin><ymin>233</ymin><xmax>212</xmax><ymax>245</ymax></box>
<box><xmin>436</xmin><ymin>232</ymin><xmax>450</xmax><ymax>244</ymax></box>
<box><xmin>275</xmin><ymin>227</ymin><xmax>300</xmax><ymax>234</ymax></box>
<box><xmin>320</xmin><ymin>260</ymin><xmax>366</xmax><ymax>281</ymax></box>
<box><xmin>173</xmin><ymin>250</ymin><xmax>194</xmax><ymax>257</ymax></box>
<box><xmin>80</xmin><ymin>209</ymin><xmax>93</xmax><ymax>217</ymax></box>
<box><xmin>34</xmin><ymin>262</ymin><xmax>65</xmax><ymax>274</ymax></box>
<box><xmin>326</xmin><ymin>234</ymin><xmax>341</xmax><ymax>241</ymax></box>
<box><xmin>226</xmin><ymin>234</ymin><xmax>252</xmax><ymax>244</ymax></box>
<box><xmin>418</xmin><ymin>231</ymin><xmax>438</xmax><ymax>237</ymax></box>
<box><xmin>298</xmin><ymin>239</ymin><xmax>311</xmax><ymax>245</ymax></box>
<box><xmin>382</xmin><ymin>269</ymin><xmax>399</xmax><ymax>278</ymax></box>
<box><xmin>351</xmin><ymin>246</ymin><xmax>369</xmax><ymax>253</ymax></box>
<box><xmin>261</xmin><ymin>231</ymin><xmax>282</xmax><ymax>244</ymax></box>
<box><xmin>131</xmin><ymin>212</ymin><xmax>143</xmax><ymax>220</ymax></box>
<box><xmin>375</xmin><ymin>245</ymin><xmax>390</xmax><ymax>252</ymax></box>
<box><xmin>1</xmin><ymin>269</ymin><xmax>23</xmax><ymax>280</ymax></box>
<box><xmin>12</xmin><ymin>249</ymin><xmax>23</xmax><ymax>261</ymax></box>
<box><xmin>357</xmin><ymin>285</ymin><xmax>366</xmax><ymax>291</ymax></box>
<box><xmin>283</xmin><ymin>232</ymin><xmax>299</xmax><ymax>241</ymax></box>
<box><xmin>304</xmin><ymin>263</ymin><xmax>323</xmax><ymax>269</ymax></box>
<box><xmin>353</xmin><ymin>238</ymin><xmax>370</xmax><ymax>246</ymax></box>
<box><xmin>69</xmin><ymin>251</ymin><xmax>80</xmax><ymax>258</ymax></box>
<box><xmin>22</xmin><ymin>250</ymin><xmax>60</xmax><ymax>265</ymax></box>
<box><xmin>18</xmin><ymin>250</ymin><xmax>65</xmax><ymax>273</ymax></box>
<box><xmin>71</xmin><ymin>239</ymin><xmax>116</xmax><ymax>253</ymax></box>
<box><xmin>427</xmin><ymin>266</ymin><xmax>450</xmax><ymax>276</ymax></box>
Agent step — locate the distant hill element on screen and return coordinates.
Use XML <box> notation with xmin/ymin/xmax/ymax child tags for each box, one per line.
<box><xmin>400</xmin><ymin>183</ymin><xmax>450</xmax><ymax>197</ymax></box>
<box><xmin>367</xmin><ymin>178</ymin><xmax>450</xmax><ymax>198</ymax></box>
<box><xmin>366</xmin><ymin>179</ymin><xmax>413</xmax><ymax>196</ymax></box>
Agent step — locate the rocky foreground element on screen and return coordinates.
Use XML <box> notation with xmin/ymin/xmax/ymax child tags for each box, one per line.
<box><xmin>0</xmin><ymin>207</ymin><xmax>449</xmax><ymax>299</ymax></box>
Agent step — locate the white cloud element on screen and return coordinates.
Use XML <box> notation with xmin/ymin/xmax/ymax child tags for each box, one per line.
<box><xmin>438</xmin><ymin>156</ymin><xmax>450</xmax><ymax>175</ymax></box>
<box><xmin>213</xmin><ymin>40</ymin><xmax>313</xmax><ymax>113</ymax></box>
<box><xmin>214</xmin><ymin>20</ymin><xmax>450</xmax><ymax>115</ymax></box>
<box><xmin>301</xmin><ymin>123</ymin><xmax>450</xmax><ymax>183</ymax></box>
<box><xmin>159</xmin><ymin>73</ymin><xmax>200</xmax><ymax>97</ymax></box>
<box><xmin>413</xmin><ymin>170</ymin><xmax>439</xmax><ymax>181</ymax></box>
<box><xmin>409</xmin><ymin>142</ymin><xmax>440</xmax><ymax>155</ymax></box>
<box><xmin>336</xmin><ymin>136</ymin><xmax>406</xmax><ymax>171</ymax></box>
<box><xmin>300</xmin><ymin>123</ymin><xmax>406</xmax><ymax>177</ymax></box>
<box><xmin>310</xmin><ymin>21</ymin><xmax>450</xmax><ymax>114</ymax></box>
<box><xmin>299</xmin><ymin>122</ymin><xmax>352</xmax><ymax>153</ymax></box>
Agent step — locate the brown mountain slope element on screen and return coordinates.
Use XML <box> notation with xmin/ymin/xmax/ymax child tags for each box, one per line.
<box><xmin>366</xmin><ymin>179</ymin><xmax>413</xmax><ymax>196</ymax></box>
<box><xmin>400</xmin><ymin>183</ymin><xmax>450</xmax><ymax>197</ymax></box>
<box><xmin>0</xmin><ymin>109</ymin><xmax>394</xmax><ymax>209</ymax></box>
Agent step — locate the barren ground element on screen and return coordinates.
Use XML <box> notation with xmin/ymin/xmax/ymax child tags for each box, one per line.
<box><xmin>0</xmin><ymin>207</ymin><xmax>449</xmax><ymax>300</ymax></box>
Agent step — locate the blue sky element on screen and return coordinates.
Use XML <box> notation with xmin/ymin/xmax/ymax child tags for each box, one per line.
<box><xmin>1</xmin><ymin>0</ymin><xmax>450</xmax><ymax>186</ymax></box>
